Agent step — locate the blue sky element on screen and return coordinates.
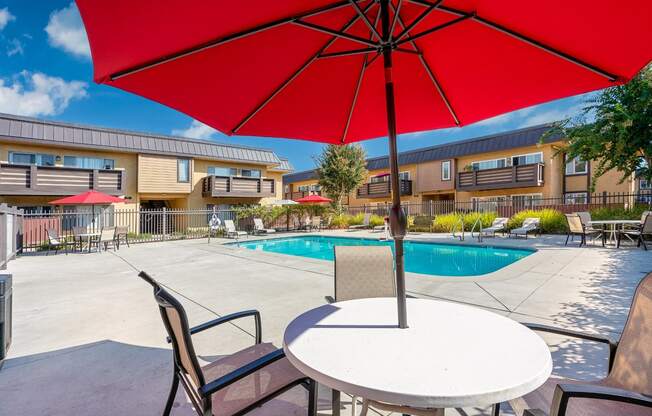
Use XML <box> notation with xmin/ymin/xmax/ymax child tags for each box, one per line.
<box><xmin>0</xmin><ymin>1</ymin><xmax>594</xmax><ymax>171</ymax></box>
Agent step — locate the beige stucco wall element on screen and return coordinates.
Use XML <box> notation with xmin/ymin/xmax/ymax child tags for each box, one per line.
<box><xmin>416</xmin><ymin>159</ymin><xmax>455</xmax><ymax>193</ymax></box>
<box><xmin>0</xmin><ymin>140</ymin><xmax>139</xmax><ymax>209</ymax></box>
<box><xmin>137</xmin><ymin>154</ymin><xmax>193</xmax><ymax>195</ymax></box>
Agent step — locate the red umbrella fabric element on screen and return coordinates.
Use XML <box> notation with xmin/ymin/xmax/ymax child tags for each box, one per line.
<box><xmin>49</xmin><ymin>190</ymin><xmax>124</xmax><ymax>205</ymax></box>
<box><xmin>77</xmin><ymin>1</ymin><xmax>651</xmax><ymax>143</ymax></box>
<box><xmin>295</xmin><ymin>194</ymin><xmax>333</xmax><ymax>203</ymax></box>
<box><xmin>77</xmin><ymin>0</ymin><xmax>652</xmax><ymax>327</ymax></box>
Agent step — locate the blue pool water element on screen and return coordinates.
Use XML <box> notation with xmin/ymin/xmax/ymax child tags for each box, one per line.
<box><xmin>231</xmin><ymin>236</ymin><xmax>533</xmax><ymax>276</ymax></box>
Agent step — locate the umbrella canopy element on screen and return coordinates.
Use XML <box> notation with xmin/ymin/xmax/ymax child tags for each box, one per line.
<box><xmin>77</xmin><ymin>0</ymin><xmax>652</xmax><ymax>328</ymax></box>
<box><xmin>295</xmin><ymin>195</ymin><xmax>333</xmax><ymax>204</ymax></box>
<box><xmin>269</xmin><ymin>199</ymin><xmax>299</xmax><ymax>206</ymax></box>
<box><xmin>49</xmin><ymin>190</ymin><xmax>124</xmax><ymax>205</ymax></box>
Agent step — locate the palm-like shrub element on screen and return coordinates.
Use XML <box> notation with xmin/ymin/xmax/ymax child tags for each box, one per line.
<box><xmin>507</xmin><ymin>209</ymin><xmax>567</xmax><ymax>233</ymax></box>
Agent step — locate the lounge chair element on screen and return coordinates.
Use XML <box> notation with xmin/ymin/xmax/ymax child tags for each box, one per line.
<box><xmin>481</xmin><ymin>217</ymin><xmax>509</xmax><ymax>237</ymax></box>
<box><xmin>114</xmin><ymin>226</ymin><xmax>129</xmax><ymax>249</ymax></box>
<box><xmin>137</xmin><ymin>271</ymin><xmax>317</xmax><ymax>416</ymax></box>
<box><xmin>253</xmin><ymin>218</ymin><xmax>276</xmax><ymax>235</ymax></box>
<box><xmin>224</xmin><ymin>219</ymin><xmax>247</xmax><ymax>239</ymax></box>
<box><xmin>507</xmin><ymin>272</ymin><xmax>652</xmax><ymax>416</ymax></box>
<box><xmin>45</xmin><ymin>228</ymin><xmax>74</xmax><ymax>255</ymax></box>
<box><xmin>509</xmin><ymin>218</ymin><xmax>540</xmax><ymax>239</ymax></box>
<box><xmin>99</xmin><ymin>227</ymin><xmax>116</xmax><ymax>251</ymax></box>
<box><xmin>617</xmin><ymin>213</ymin><xmax>652</xmax><ymax>250</ymax></box>
<box><xmin>348</xmin><ymin>213</ymin><xmax>371</xmax><ymax>231</ymax></box>
<box><xmin>565</xmin><ymin>214</ymin><xmax>603</xmax><ymax>247</ymax></box>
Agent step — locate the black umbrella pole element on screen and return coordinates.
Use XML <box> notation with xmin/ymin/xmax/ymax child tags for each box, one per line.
<box><xmin>381</xmin><ymin>0</ymin><xmax>408</xmax><ymax>329</ymax></box>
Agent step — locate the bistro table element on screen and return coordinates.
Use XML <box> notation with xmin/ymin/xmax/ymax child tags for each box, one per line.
<box><xmin>588</xmin><ymin>219</ymin><xmax>641</xmax><ymax>245</ymax></box>
<box><xmin>75</xmin><ymin>232</ymin><xmax>101</xmax><ymax>253</ymax></box>
<box><xmin>283</xmin><ymin>298</ymin><xmax>552</xmax><ymax>415</ymax></box>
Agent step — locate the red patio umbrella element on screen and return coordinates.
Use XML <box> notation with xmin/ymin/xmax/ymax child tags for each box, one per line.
<box><xmin>50</xmin><ymin>190</ymin><xmax>124</xmax><ymax>231</ymax></box>
<box><xmin>295</xmin><ymin>195</ymin><xmax>333</xmax><ymax>204</ymax></box>
<box><xmin>77</xmin><ymin>0</ymin><xmax>652</xmax><ymax>327</ymax></box>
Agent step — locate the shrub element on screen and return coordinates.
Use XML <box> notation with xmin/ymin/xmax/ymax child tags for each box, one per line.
<box><xmin>432</xmin><ymin>212</ymin><xmax>463</xmax><ymax>232</ymax></box>
<box><xmin>431</xmin><ymin>212</ymin><xmax>497</xmax><ymax>232</ymax></box>
<box><xmin>590</xmin><ymin>205</ymin><xmax>651</xmax><ymax>221</ymax></box>
<box><xmin>507</xmin><ymin>209</ymin><xmax>567</xmax><ymax>233</ymax></box>
<box><xmin>410</xmin><ymin>215</ymin><xmax>435</xmax><ymax>232</ymax></box>
<box><xmin>462</xmin><ymin>211</ymin><xmax>497</xmax><ymax>231</ymax></box>
<box><xmin>369</xmin><ymin>214</ymin><xmax>385</xmax><ymax>227</ymax></box>
<box><xmin>348</xmin><ymin>213</ymin><xmax>365</xmax><ymax>226</ymax></box>
<box><xmin>330</xmin><ymin>214</ymin><xmax>351</xmax><ymax>228</ymax></box>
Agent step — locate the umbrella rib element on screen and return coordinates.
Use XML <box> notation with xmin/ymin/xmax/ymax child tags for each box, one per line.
<box><xmin>319</xmin><ymin>48</ymin><xmax>378</xmax><ymax>59</ymax></box>
<box><xmin>405</xmin><ymin>1</ymin><xmax>618</xmax><ymax>82</ymax></box>
<box><xmin>349</xmin><ymin>0</ymin><xmax>382</xmax><ymax>41</ymax></box>
<box><xmin>389</xmin><ymin>0</ymin><xmax>403</xmax><ymax>39</ymax></box>
<box><xmin>395</xmin><ymin>14</ymin><xmax>472</xmax><ymax>46</ymax></box>
<box><xmin>342</xmin><ymin>56</ymin><xmax>368</xmax><ymax>143</ymax></box>
<box><xmin>292</xmin><ymin>20</ymin><xmax>378</xmax><ymax>48</ymax></box>
<box><xmin>393</xmin><ymin>0</ymin><xmax>444</xmax><ymax>43</ymax></box>
<box><xmin>232</xmin><ymin>2</ymin><xmax>377</xmax><ymax>134</ymax></box>
<box><xmin>109</xmin><ymin>1</ymin><xmax>352</xmax><ymax>81</ymax></box>
<box><xmin>391</xmin><ymin>3</ymin><xmax>460</xmax><ymax>125</ymax></box>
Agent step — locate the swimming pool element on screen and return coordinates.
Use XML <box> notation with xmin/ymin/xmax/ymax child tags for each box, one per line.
<box><xmin>231</xmin><ymin>236</ymin><xmax>534</xmax><ymax>276</ymax></box>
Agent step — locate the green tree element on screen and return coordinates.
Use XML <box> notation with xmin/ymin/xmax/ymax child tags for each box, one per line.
<box><xmin>315</xmin><ymin>144</ymin><xmax>368</xmax><ymax>212</ymax></box>
<box><xmin>549</xmin><ymin>65</ymin><xmax>652</xmax><ymax>189</ymax></box>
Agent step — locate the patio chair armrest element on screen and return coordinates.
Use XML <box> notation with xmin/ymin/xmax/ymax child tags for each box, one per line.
<box><xmin>166</xmin><ymin>310</ymin><xmax>262</xmax><ymax>344</ymax></box>
<box><xmin>550</xmin><ymin>383</ymin><xmax>652</xmax><ymax>416</ymax></box>
<box><xmin>524</xmin><ymin>323</ymin><xmax>618</xmax><ymax>370</ymax></box>
<box><xmin>199</xmin><ymin>348</ymin><xmax>287</xmax><ymax>397</ymax></box>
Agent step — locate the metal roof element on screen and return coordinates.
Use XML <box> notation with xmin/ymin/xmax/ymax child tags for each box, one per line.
<box><xmin>283</xmin><ymin>124</ymin><xmax>563</xmax><ymax>184</ymax></box>
<box><xmin>0</xmin><ymin>113</ymin><xmax>287</xmax><ymax>167</ymax></box>
<box><xmin>269</xmin><ymin>158</ymin><xmax>294</xmax><ymax>172</ymax></box>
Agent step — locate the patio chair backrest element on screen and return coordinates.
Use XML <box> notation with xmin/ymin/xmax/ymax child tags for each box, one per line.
<box><xmin>607</xmin><ymin>272</ymin><xmax>652</xmax><ymax>395</ymax></box>
<box><xmin>565</xmin><ymin>214</ymin><xmax>584</xmax><ymax>234</ymax></box>
<box><xmin>224</xmin><ymin>220</ymin><xmax>236</xmax><ymax>232</ymax></box>
<box><xmin>641</xmin><ymin>211</ymin><xmax>651</xmax><ymax>224</ymax></box>
<box><xmin>642</xmin><ymin>213</ymin><xmax>652</xmax><ymax>234</ymax></box>
<box><xmin>522</xmin><ymin>218</ymin><xmax>539</xmax><ymax>228</ymax></box>
<box><xmin>72</xmin><ymin>226</ymin><xmax>86</xmax><ymax>237</ymax></box>
<box><xmin>46</xmin><ymin>228</ymin><xmax>61</xmax><ymax>244</ymax></box>
<box><xmin>492</xmin><ymin>217</ymin><xmax>508</xmax><ymax>228</ymax></box>
<box><xmin>253</xmin><ymin>218</ymin><xmax>264</xmax><ymax>230</ymax></box>
<box><xmin>115</xmin><ymin>226</ymin><xmax>128</xmax><ymax>237</ymax></box>
<box><xmin>312</xmin><ymin>216</ymin><xmax>321</xmax><ymax>227</ymax></box>
<box><xmin>138</xmin><ymin>271</ymin><xmax>205</xmax><ymax>396</ymax></box>
<box><xmin>334</xmin><ymin>246</ymin><xmax>395</xmax><ymax>302</ymax></box>
<box><xmin>100</xmin><ymin>227</ymin><xmax>115</xmax><ymax>241</ymax></box>
<box><xmin>576</xmin><ymin>211</ymin><xmax>591</xmax><ymax>226</ymax></box>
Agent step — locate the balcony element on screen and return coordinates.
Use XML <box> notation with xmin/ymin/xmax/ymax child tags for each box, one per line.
<box><xmin>0</xmin><ymin>163</ymin><xmax>125</xmax><ymax>196</ymax></box>
<box><xmin>356</xmin><ymin>179</ymin><xmax>413</xmax><ymax>198</ymax></box>
<box><xmin>285</xmin><ymin>190</ymin><xmax>321</xmax><ymax>200</ymax></box>
<box><xmin>457</xmin><ymin>163</ymin><xmax>544</xmax><ymax>191</ymax></box>
<box><xmin>202</xmin><ymin>175</ymin><xmax>275</xmax><ymax>198</ymax></box>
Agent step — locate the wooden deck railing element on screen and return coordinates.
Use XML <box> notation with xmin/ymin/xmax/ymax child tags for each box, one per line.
<box><xmin>457</xmin><ymin>163</ymin><xmax>544</xmax><ymax>191</ymax></box>
<box><xmin>202</xmin><ymin>175</ymin><xmax>275</xmax><ymax>198</ymax></box>
<box><xmin>356</xmin><ymin>179</ymin><xmax>412</xmax><ymax>198</ymax></box>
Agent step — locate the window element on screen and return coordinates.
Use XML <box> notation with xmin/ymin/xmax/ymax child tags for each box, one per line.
<box><xmin>511</xmin><ymin>152</ymin><xmax>543</xmax><ymax>166</ymax></box>
<box><xmin>512</xmin><ymin>193</ymin><xmax>542</xmax><ymax>207</ymax></box>
<box><xmin>310</xmin><ymin>184</ymin><xmax>321</xmax><ymax>192</ymax></box>
<box><xmin>208</xmin><ymin>166</ymin><xmax>238</xmax><ymax>176</ymax></box>
<box><xmin>9</xmin><ymin>151</ymin><xmax>55</xmax><ymax>166</ymax></box>
<box><xmin>640</xmin><ymin>179</ymin><xmax>651</xmax><ymax>190</ymax></box>
<box><xmin>565</xmin><ymin>156</ymin><xmax>588</xmax><ymax>175</ymax></box>
<box><xmin>471</xmin><ymin>196</ymin><xmax>507</xmax><ymax>212</ymax></box>
<box><xmin>177</xmin><ymin>159</ymin><xmax>190</xmax><ymax>182</ymax></box>
<box><xmin>241</xmin><ymin>168</ymin><xmax>261</xmax><ymax>178</ymax></box>
<box><xmin>297</xmin><ymin>185</ymin><xmax>310</xmax><ymax>192</ymax></box>
<box><xmin>64</xmin><ymin>156</ymin><xmax>114</xmax><ymax>170</ymax></box>
<box><xmin>441</xmin><ymin>160</ymin><xmax>451</xmax><ymax>181</ymax></box>
<box><xmin>564</xmin><ymin>192</ymin><xmax>588</xmax><ymax>204</ymax></box>
<box><xmin>472</xmin><ymin>158</ymin><xmax>507</xmax><ymax>171</ymax></box>
<box><xmin>370</xmin><ymin>172</ymin><xmax>409</xmax><ymax>183</ymax></box>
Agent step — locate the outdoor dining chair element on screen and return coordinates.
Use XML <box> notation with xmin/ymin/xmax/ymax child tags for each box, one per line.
<box><xmin>45</xmin><ymin>228</ymin><xmax>74</xmax><ymax>255</ymax></box>
<box><xmin>507</xmin><ymin>271</ymin><xmax>652</xmax><ymax>416</ymax></box>
<box><xmin>137</xmin><ymin>271</ymin><xmax>317</xmax><ymax>416</ymax></box>
<box><xmin>617</xmin><ymin>213</ymin><xmax>652</xmax><ymax>250</ymax></box>
<box><xmin>564</xmin><ymin>214</ymin><xmax>603</xmax><ymax>247</ymax></box>
<box><xmin>98</xmin><ymin>227</ymin><xmax>116</xmax><ymax>251</ymax></box>
<box><xmin>113</xmin><ymin>226</ymin><xmax>129</xmax><ymax>249</ymax></box>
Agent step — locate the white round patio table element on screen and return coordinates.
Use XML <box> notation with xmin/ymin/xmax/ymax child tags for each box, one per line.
<box><xmin>283</xmin><ymin>298</ymin><xmax>552</xmax><ymax>413</ymax></box>
<box><xmin>589</xmin><ymin>219</ymin><xmax>641</xmax><ymax>245</ymax></box>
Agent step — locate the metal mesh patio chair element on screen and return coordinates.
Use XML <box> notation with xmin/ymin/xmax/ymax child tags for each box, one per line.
<box><xmin>617</xmin><ymin>213</ymin><xmax>652</xmax><ymax>250</ymax></box>
<box><xmin>45</xmin><ymin>228</ymin><xmax>74</xmax><ymax>255</ymax></box>
<box><xmin>114</xmin><ymin>226</ymin><xmax>129</xmax><ymax>249</ymax></box>
<box><xmin>138</xmin><ymin>271</ymin><xmax>317</xmax><ymax>416</ymax></box>
<box><xmin>99</xmin><ymin>227</ymin><xmax>116</xmax><ymax>251</ymax></box>
<box><xmin>564</xmin><ymin>214</ymin><xmax>603</xmax><ymax>247</ymax></box>
<box><xmin>508</xmin><ymin>272</ymin><xmax>652</xmax><ymax>416</ymax></box>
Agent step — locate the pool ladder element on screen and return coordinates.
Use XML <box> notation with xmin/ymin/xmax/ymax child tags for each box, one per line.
<box><xmin>470</xmin><ymin>217</ymin><xmax>483</xmax><ymax>243</ymax></box>
<box><xmin>451</xmin><ymin>218</ymin><xmax>464</xmax><ymax>241</ymax></box>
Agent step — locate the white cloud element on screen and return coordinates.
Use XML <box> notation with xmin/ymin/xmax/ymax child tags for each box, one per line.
<box><xmin>0</xmin><ymin>71</ymin><xmax>88</xmax><ymax>117</ymax></box>
<box><xmin>45</xmin><ymin>2</ymin><xmax>90</xmax><ymax>59</ymax></box>
<box><xmin>6</xmin><ymin>38</ymin><xmax>24</xmax><ymax>56</ymax></box>
<box><xmin>0</xmin><ymin>7</ymin><xmax>15</xmax><ymax>31</ymax></box>
<box><xmin>172</xmin><ymin>120</ymin><xmax>219</xmax><ymax>140</ymax></box>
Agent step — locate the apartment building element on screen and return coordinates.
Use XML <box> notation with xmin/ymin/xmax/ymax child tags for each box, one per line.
<box><xmin>0</xmin><ymin>113</ymin><xmax>292</xmax><ymax>213</ymax></box>
<box><xmin>283</xmin><ymin>124</ymin><xmax>642</xmax><ymax>207</ymax></box>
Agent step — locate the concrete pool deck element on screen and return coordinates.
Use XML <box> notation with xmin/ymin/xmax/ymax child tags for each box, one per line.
<box><xmin>1</xmin><ymin>231</ymin><xmax>651</xmax><ymax>415</ymax></box>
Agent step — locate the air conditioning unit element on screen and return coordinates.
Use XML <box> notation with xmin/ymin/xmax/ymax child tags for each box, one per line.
<box><xmin>0</xmin><ymin>274</ymin><xmax>12</xmax><ymax>370</ymax></box>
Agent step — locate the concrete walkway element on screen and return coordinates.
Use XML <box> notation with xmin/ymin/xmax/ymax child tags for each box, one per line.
<box><xmin>1</xmin><ymin>231</ymin><xmax>650</xmax><ymax>415</ymax></box>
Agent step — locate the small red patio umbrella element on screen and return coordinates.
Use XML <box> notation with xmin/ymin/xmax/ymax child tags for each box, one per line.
<box><xmin>50</xmin><ymin>190</ymin><xmax>124</xmax><ymax>231</ymax></box>
<box><xmin>76</xmin><ymin>0</ymin><xmax>652</xmax><ymax>327</ymax></box>
<box><xmin>295</xmin><ymin>195</ymin><xmax>333</xmax><ymax>204</ymax></box>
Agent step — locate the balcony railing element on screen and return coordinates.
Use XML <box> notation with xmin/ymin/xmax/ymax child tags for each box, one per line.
<box><xmin>0</xmin><ymin>163</ymin><xmax>125</xmax><ymax>196</ymax></box>
<box><xmin>457</xmin><ymin>163</ymin><xmax>544</xmax><ymax>191</ymax></box>
<box><xmin>284</xmin><ymin>191</ymin><xmax>321</xmax><ymax>200</ymax></box>
<box><xmin>356</xmin><ymin>179</ymin><xmax>413</xmax><ymax>198</ymax></box>
<box><xmin>202</xmin><ymin>175</ymin><xmax>275</xmax><ymax>198</ymax></box>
